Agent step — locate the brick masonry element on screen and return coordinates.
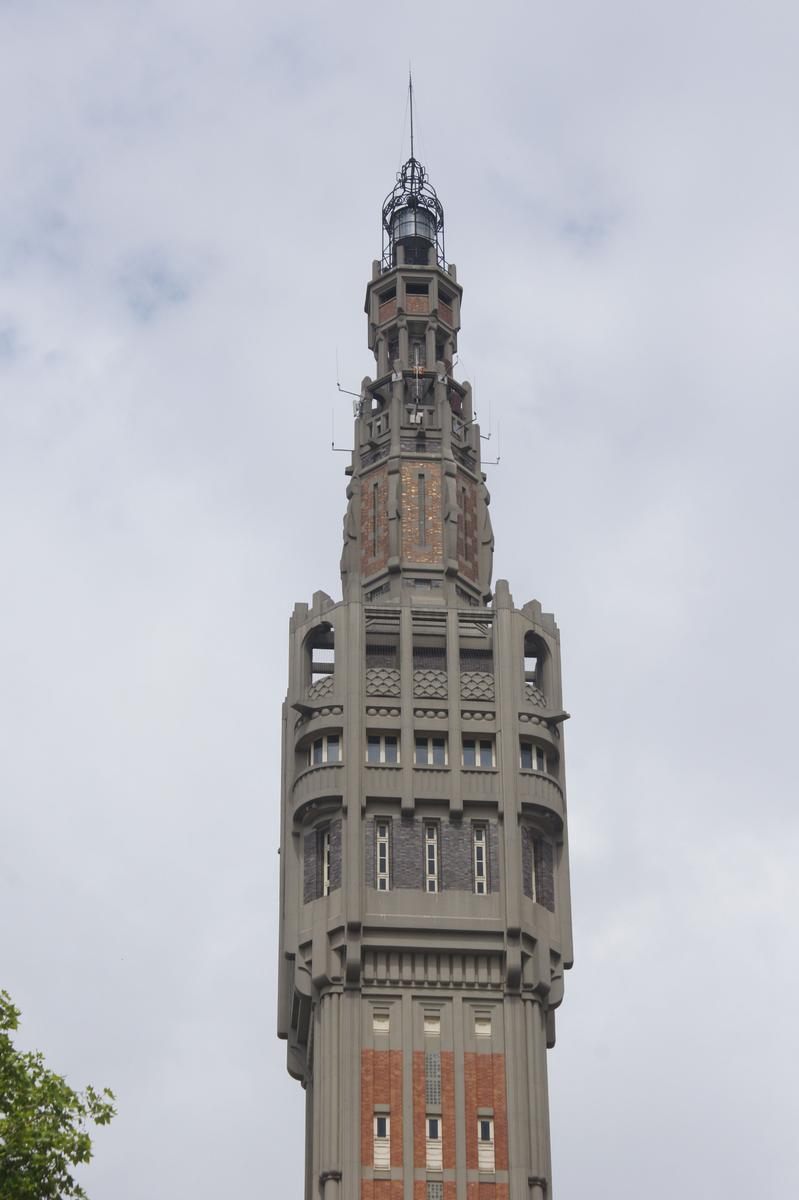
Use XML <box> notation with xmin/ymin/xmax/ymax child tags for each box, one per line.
<box><xmin>361</xmin><ymin>465</ymin><xmax>389</xmax><ymax>578</ymax></box>
<box><xmin>401</xmin><ymin>460</ymin><xmax>443</xmax><ymax>565</ymax></box>
<box><xmin>303</xmin><ymin>819</ymin><xmax>342</xmax><ymax>902</ymax></box>
<box><xmin>464</xmin><ymin>1053</ymin><xmax>508</xmax><ymax>1173</ymax></box>
<box><xmin>361</xmin><ymin>1049</ymin><xmax>403</xmax><ymax>1169</ymax></box>
<box><xmin>522</xmin><ymin>828</ymin><xmax>555</xmax><ymax>911</ymax></box>
<box><xmin>365</xmin><ymin>817</ymin><xmax>500</xmax><ymax>893</ymax></box>
<box><xmin>457</xmin><ymin>471</ymin><xmax>478</xmax><ymax>583</ymax></box>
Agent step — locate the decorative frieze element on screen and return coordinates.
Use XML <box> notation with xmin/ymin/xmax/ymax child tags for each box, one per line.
<box><xmin>362</xmin><ymin>949</ymin><xmax>503</xmax><ymax>988</ymax></box>
<box><xmin>413</xmin><ymin>668</ymin><xmax>448</xmax><ymax>699</ymax></box>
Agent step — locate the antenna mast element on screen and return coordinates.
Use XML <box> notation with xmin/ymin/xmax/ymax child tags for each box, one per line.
<box><xmin>409</xmin><ymin>67</ymin><xmax>414</xmax><ymax>160</ymax></box>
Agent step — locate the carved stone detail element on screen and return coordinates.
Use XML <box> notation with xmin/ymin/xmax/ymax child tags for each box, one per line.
<box><xmin>307</xmin><ymin>676</ymin><xmax>334</xmax><ymax>701</ymax></box>
<box><xmin>413</xmin><ymin>668</ymin><xmax>449</xmax><ymax>699</ymax></box>
<box><xmin>365</xmin><ymin>667</ymin><xmax>401</xmax><ymax>697</ymax></box>
<box><xmin>460</xmin><ymin>670</ymin><xmax>495</xmax><ymax>701</ymax></box>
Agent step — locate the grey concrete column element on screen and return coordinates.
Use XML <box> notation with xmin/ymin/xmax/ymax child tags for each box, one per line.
<box><xmin>400</xmin><ymin>604</ymin><xmax>415</xmax><ymax>815</ymax></box>
<box><xmin>401</xmin><ymin>991</ymin><xmax>414</xmax><ymax>1200</ymax></box>
<box><xmin>446</xmin><ymin>609</ymin><xmax>463</xmax><ymax>815</ymax></box>
<box><xmin>452</xmin><ymin>993</ymin><xmax>467</xmax><ymax>1199</ymax></box>
<box><xmin>504</xmin><ymin>995</ymin><xmax>530</xmax><ymax>1200</ymax></box>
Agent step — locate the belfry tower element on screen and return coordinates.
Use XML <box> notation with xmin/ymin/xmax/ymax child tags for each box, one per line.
<box><xmin>278</xmin><ymin>129</ymin><xmax>574</xmax><ymax>1200</ymax></box>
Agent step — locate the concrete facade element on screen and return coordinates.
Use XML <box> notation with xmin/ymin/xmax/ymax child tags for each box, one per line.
<box><xmin>278</xmin><ymin>153</ymin><xmax>573</xmax><ymax>1200</ymax></box>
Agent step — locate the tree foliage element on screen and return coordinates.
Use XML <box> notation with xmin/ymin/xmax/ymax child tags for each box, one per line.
<box><xmin>0</xmin><ymin>990</ymin><xmax>115</xmax><ymax>1200</ymax></box>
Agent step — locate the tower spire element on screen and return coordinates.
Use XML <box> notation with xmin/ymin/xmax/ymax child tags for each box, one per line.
<box><xmin>408</xmin><ymin>65</ymin><xmax>414</xmax><ymax>160</ymax></box>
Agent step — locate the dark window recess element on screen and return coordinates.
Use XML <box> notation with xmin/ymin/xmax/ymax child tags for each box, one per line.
<box><xmin>439</xmin><ymin>290</ymin><xmax>453</xmax><ymax>307</ymax></box>
<box><xmin>405</xmin><ymin>243</ymin><xmax>430</xmax><ymax>266</ymax></box>
<box><xmin>379</xmin><ymin>287</ymin><xmax>396</xmax><ymax>304</ymax></box>
<box><xmin>425</xmin><ymin>1051</ymin><xmax>441</xmax><ymax>1105</ymax></box>
<box><xmin>406</xmin><ymin>282</ymin><xmax>429</xmax><ymax>296</ymax></box>
<box><xmin>304</xmin><ymin>820</ymin><xmax>341</xmax><ymax>903</ymax></box>
<box><xmin>366</xmin><ymin>642</ymin><xmax>399</xmax><ymax>669</ymax></box>
<box><xmin>409</xmin><ymin>338</ymin><xmax>427</xmax><ymax>368</ymax></box>
<box><xmin>413</xmin><ymin>644</ymin><xmax>446</xmax><ymax>670</ymax></box>
<box><xmin>534</xmin><ymin>837</ymin><xmax>556</xmax><ymax>911</ymax></box>
<box><xmin>460</xmin><ymin>647</ymin><xmax>493</xmax><ymax>673</ymax></box>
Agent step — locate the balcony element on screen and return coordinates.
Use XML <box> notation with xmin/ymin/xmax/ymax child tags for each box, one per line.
<box><xmin>363</xmin><ymin>764</ymin><xmax>403</xmax><ymax>798</ymax></box>
<box><xmin>292</xmin><ymin>762</ymin><xmax>344</xmax><ymax>812</ymax></box>
<box><xmin>411</xmin><ymin>765</ymin><xmax>451</xmax><ymax>798</ymax></box>
<box><xmin>461</xmin><ymin>769</ymin><xmax>500</xmax><ymax>805</ymax></box>
<box><xmin>517</xmin><ymin>771</ymin><xmax>564</xmax><ymax>827</ymax></box>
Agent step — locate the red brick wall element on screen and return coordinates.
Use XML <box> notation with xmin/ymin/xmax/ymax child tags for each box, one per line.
<box><xmin>362</xmin><ymin>1182</ymin><xmax>403</xmax><ymax>1200</ymax></box>
<box><xmin>457</xmin><ymin>471</ymin><xmax>478</xmax><ymax>583</ymax></box>
<box><xmin>361</xmin><ymin>466</ymin><xmax>389</xmax><ymax>577</ymax></box>
<box><xmin>412</xmin><ymin>1051</ymin><xmax>426</xmax><ymax>1169</ymax></box>
<box><xmin>401</xmin><ymin>460</ymin><xmax>443</xmax><ymax>565</ymax></box>
<box><xmin>441</xmin><ymin>1051</ymin><xmax>456</xmax><ymax>1170</ymax></box>
<box><xmin>361</xmin><ymin>1048</ymin><xmax>403</xmax><ymax>1167</ymax></box>
<box><xmin>464</xmin><ymin>1052</ymin><xmax>508</xmax><ymax>1172</ymax></box>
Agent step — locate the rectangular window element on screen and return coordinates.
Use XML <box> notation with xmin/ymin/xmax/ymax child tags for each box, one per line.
<box><xmin>424</xmin><ymin>822</ymin><xmax>439</xmax><ymax>893</ymax></box>
<box><xmin>320</xmin><ymin>828</ymin><xmax>331</xmax><ymax>897</ymax></box>
<box><xmin>373</xmin><ymin>1011</ymin><xmax>390</xmax><ymax>1035</ymax></box>
<box><xmin>520</xmin><ymin>741</ymin><xmax>546</xmax><ymax>772</ymax></box>
<box><xmin>462</xmin><ymin>738</ymin><xmax>495</xmax><ymax>768</ymax></box>
<box><xmin>473</xmin><ymin>825</ymin><xmax>488</xmax><ymax>895</ymax></box>
<box><xmin>367</xmin><ymin>734</ymin><xmax>399</xmax><ymax>765</ymax></box>
<box><xmin>477</xmin><ymin>1118</ymin><xmax>495</xmax><ymax>1172</ymax></box>
<box><xmin>415</xmin><ymin>736</ymin><xmax>447</xmax><ymax>767</ymax></box>
<box><xmin>426</xmin><ymin>1116</ymin><xmax>443</xmax><ymax>1170</ymax></box>
<box><xmin>309</xmin><ymin>734</ymin><xmax>340</xmax><ymax>766</ymax></box>
<box><xmin>373</xmin><ymin>1114</ymin><xmax>390</xmax><ymax>1169</ymax></box>
<box><xmin>427</xmin><ymin>1184</ymin><xmax>443</xmax><ymax>1200</ymax></box>
<box><xmin>425</xmin><ymin>1050</ymin><xmax>441</xmax><ymax>1103</ymax></box>
<box><xmin>475</xmin><ymin>1014</ymin><xmax>492</xmax><ymax>1038</ymax></box>
<box><xmin>375</xmin><ymin>819</ymin><xmax>391</xmax><ymax>891</ymax></box>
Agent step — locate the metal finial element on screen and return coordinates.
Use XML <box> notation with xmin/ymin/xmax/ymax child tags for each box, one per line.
<box><xmin>409</xmin><ymin>66</ymin><xmax>414</xmax><ymax>160</ymax></box>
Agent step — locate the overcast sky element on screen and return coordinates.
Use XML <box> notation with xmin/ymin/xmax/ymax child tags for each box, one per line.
<box><xmin>1</xmin><ymin>2</ymin><xmax>797</xmax><ymax>1197</ymax></box>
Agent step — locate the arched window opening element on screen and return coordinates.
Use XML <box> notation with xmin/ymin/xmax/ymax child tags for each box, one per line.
<box><xmin>305</xmin><ymin>623</ymin><xmax>335</xmax><ymax>695</ymax></box>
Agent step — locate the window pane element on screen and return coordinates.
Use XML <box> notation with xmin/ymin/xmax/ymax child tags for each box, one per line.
<box><xmin>312</xmin><ymin>739</ymin><xmax>323</xmax><ymax>764</ymax></box>
<box><xmin>415</xmin><ymin>737</ymin><xmax>428</xmax><ymax>765</ymax></box>
<box><xmin>462</xmin><ymin>738</ymin><xmax>476</xmax><ymax>766</ymax></box>
<box><xmin>367</xmin><ymin>736</ymin><xmax>380</xmax><ymax>763</ymax></box>
<box><xmin>520</xmin><ymin>743</ymin><xmax>533</xmax><ymax>770</ymax></box>
<box><xmin>432</xmin><ymin>738</ymin><xmax>446</xmax><ymax>765</ymax></box>
<box><xmin>384</xmin><ymin>736</ymin><xmax>398</xmax><ymax>763</ymax></box>
<box><xmin>479</xmin><ymin>740</ymin><xmax>492</xmax><ymax>766</ymax></box>
<box><xmin>326</xmin><ymin>736</ymin><xmax>340</xmax><ymax>763</ymax></box>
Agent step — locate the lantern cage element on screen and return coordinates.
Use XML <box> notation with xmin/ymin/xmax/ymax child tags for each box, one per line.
<box><xmin>381</xmin><ymin>156</ymin><xmax>445</xmax><ymax>271</ymax></box>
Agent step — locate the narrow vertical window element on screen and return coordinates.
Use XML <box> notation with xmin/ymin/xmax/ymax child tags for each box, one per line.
<box><xmin>376</xmin><ymin>819</ymin><xmax>391</xmax><ymax>891</ymax></box>
<box><xmin>520</xmin><ymin>742</ymin><xmax>533</xmax><ymax>770</ymax></box>
<box><xmin>424</xmin><ymin>822</ymin><xmax>439</xmax><ymax>893</ymax></box>
<box><xmin>372</xmin><ymin>480</ymin><xmax>379</xmax><ymax>557</ymax></box>
<box><xmin>320</xmin><ymin>828</ymin><xmax>331</xmax><ymax>897</ymax></box>
<box><xmin>418</xmin><ymin>473</ymin><xmax>427</xmax><ymax>544</ymax></box>
<box><xmin>458</xmin><ymin>485</ymin><xmax>467</xmax><ymax>559</ymax></box>
<box><xmin>477</xmin><ymin>1118</ymin><xmax>495</xmax><ymax>1172</ymax></box>
<box><xmin>473</xmin><ymin>825</ymin><xmax>488</xmax><ymax>895</ymax></box>
<box><xmin>373</xmin><ymin>1114</ymin><xmax>390</xmax><ymax>1169</ymax></box>
<box><xmin>426</xmin><ymin>1116</ymin><xmax>443</xmax><ymax>1170</ymax></box>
